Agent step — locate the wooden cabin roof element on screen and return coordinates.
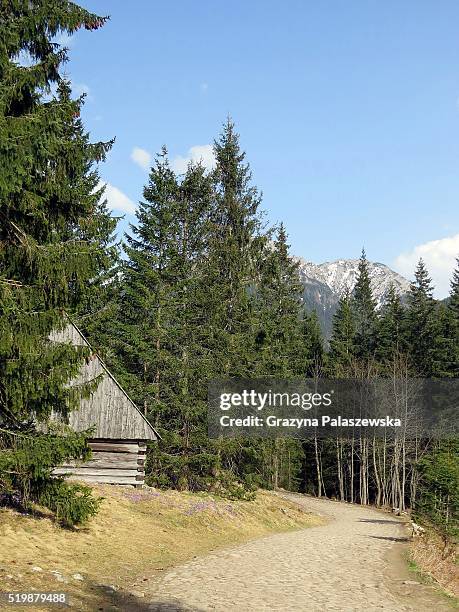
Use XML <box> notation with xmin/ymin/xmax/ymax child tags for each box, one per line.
<box><xmin>50</xmin><ymin>320</ymin><xmax>159</xmax><ymax>441</ymax></box>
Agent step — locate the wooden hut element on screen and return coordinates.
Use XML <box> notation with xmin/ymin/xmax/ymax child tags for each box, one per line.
<box><xmin>50</xmin><ymin>320</ymin><xmax>159</xmax><ymax>487</ymax></box>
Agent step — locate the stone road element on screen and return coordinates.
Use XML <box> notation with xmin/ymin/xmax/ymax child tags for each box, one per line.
<box><xmin>147</xmin><ymin>493</ymin><xmax>453</xmax><ymax>612</ymax></box>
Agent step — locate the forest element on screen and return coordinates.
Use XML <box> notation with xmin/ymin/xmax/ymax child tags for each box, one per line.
<box><xmin>0</xmin><ymin>1</ymin><xmax>457</xmax><ymax>552</ymax></box>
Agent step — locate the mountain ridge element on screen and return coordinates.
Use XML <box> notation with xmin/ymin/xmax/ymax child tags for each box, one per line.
<box><xmin>293</xmin><ymin>257</ymin><xmax>411</xmax><ymax>339</ymax></box>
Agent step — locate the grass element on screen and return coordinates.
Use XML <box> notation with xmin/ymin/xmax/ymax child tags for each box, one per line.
<box><xmin>0</xmin><ymin>485</ymin><xmax>322</xmax><ymax>611</ymax></box>
<box><xmin>408</xmin><ymin>533</ymin><xmax>459</xmax><ymax>607</ymax></box>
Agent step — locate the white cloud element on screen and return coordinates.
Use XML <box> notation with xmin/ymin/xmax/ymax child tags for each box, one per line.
<box><xmin>200</xmin><ymin>82</ymin><xmax>209</xmax><ymax>93</ymax></box>
<box><xmin>131</xmin><ymin>147</ymin><xmax>152</xmax><ymax>171</ymax></box>
<box><xmin>393</xmin><ymin>233</ymin><xmax>459</xmax><ymax>298</ymax></box>
<box><xmin>171</xmin><ymin>144</ymin><xmax>216</xmax><ymax>174</ymax></box>
<box><xmin>98</xmin><ymin>182</ymin><xmax>136</xmax><ymax>214</ymax></box>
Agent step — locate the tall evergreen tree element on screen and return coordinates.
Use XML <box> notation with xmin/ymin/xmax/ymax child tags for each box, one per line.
<box><xmin>253</xmin><ymin>224</ymin><xmax>304</xmax><ymax>377</ymax></box>
<box><xmin>352</xmin><ymin>249</ymin><xmax>377</xmax><ymax>360</ymax></box>
<box><xmin>328</xmin><ymin>290</ymin><xmax>356</xmax><ymax>376</ymax></box>
<box><xmin>301</xmin><ymin>310</ymin><xmax>325</xmax><ymax>377</ymax></box>
<box><xmin>111</xmin><ymin>148</ymin><xmax>180</xmax><ymax>417</ymax></box>
<box><xmin>206</xmin><ymin>118</ymin><xmax>266</xmax><ymax>377</ymax></box>
<box><xmin>250</xmin><ymin>225</ymin><xmax>308</xmax><ymax>491</ymax></box>
<box><xmin>0</xmin><ymin>2</ymin><xmax>112</xmax><ymax>524</ymax></box>
<box><xmin>406</xmin><ymin>259</ymin><xmax>439</xmax><ymax>376</ymax></box>
<box><xmin>106</xmin><ymin>150</ymin><xmax>221</xmax><ymax>491</ymax></box>
<box><xmin>148</xmin><ymin>158</ymin><xmax>218</xmax><ymax>491</ymax></box>
<box><xmin>200</xmin><ymin>121</ymin><xmax>285</xmax><ymax>494</ymax></box>
<box><xmin>415</xmin><ymin>440</ymin><xmax>459</xmax><ymax>543</ymax></box>
<box><xmin>376</xmin><ymin>284</ymin><xmax>407</xmax><ymax>368</ymax></box>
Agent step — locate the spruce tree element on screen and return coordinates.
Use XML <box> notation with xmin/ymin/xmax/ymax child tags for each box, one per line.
<box><xmin>376</xmin><ymin>284</ymin><xmax>407</xmax><ymax>368</ymax></box>
<box><xmin>406</xmin><ymin>259</ymin><xmax>439</xmax><ymax>376</ymax></box>
<box><xmin>203</xmin><ymin>120</ymin><xmax>277</xmax><ymax>493</ymax></box>
<box><xmin>206</xmin><ymin>118</ymin><xmax>266</xmax><ymax>377</ymax></box>
<box><xmin>110</xmin><ymin>148</ymin><xmax>180</xmax><ymax>417</ymax></box>
<box><xmin>0</xmin><ymin>2</ymin><xmax>112</xmax><ymax>525</ymax></box>
<box><xmin>352</xmin><ymin>249</ymin><xmax>377</xmax><ymax>360</ymax></box>
<box><xmin>253</xmin><ymin>224</ymin><xmax>304</xmax><ymax>377</ymax></box>
<box><xmin>108</xmin><ymin>150</ymin><xmax>221</xmax><ymax>491</ymax></box>
<box><xmin>250</xmin><ymin>224</ymin><xmax>307</xmax><ymax>491</ymax></box>
<box><xmin>149</xmin><ymin>158</ymin><xmax>218</xmax><ymax>491</ymax></box>
<box><xmin>301</xmin><ymin>310</ymin><xmax>325</xmax><ymax>377</ymax></box>
<box><xmin>328</xmin><ymin>290</ymin><xmax>356</xmax><ymax>376</ymax></box>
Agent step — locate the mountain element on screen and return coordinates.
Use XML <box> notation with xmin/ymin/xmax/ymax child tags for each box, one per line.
<box><xmin>294</xmin><ymin>258</ymin><xmax>411</xmax><ymax>339</ymax></box>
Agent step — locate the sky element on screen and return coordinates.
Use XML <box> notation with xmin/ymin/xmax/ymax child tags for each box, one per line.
<box><xmin>60</xmin><ymin>1</ymin><xmax>459</xmax><ymax>298</ymax></box>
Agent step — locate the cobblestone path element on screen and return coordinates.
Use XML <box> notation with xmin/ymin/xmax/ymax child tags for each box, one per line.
<box><xmin>147</xmin><ymin>493</ymin><xmax>453</xmax><ymax>612</ymax></box>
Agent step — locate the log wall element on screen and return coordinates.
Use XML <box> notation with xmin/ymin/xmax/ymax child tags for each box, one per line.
<box><xmin>53</xmin><ymin>439</ymin><xmax>147</xmax><ymax>487</ymax></box>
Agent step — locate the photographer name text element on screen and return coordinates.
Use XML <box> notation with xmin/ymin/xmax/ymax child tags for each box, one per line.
<box><xmin>219</xmin><ymin>415</ymin><xmax>402</xmax><ymax>428</ymax></box>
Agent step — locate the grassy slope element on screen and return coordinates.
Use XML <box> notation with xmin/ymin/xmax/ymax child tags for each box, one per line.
<box><xmin>409</xmin><ymin>532</ymin><xmax>459</xmax><ymax>602</ymax></box>
<box><xmin>0</xmin><ymin>485</ymin><xmax>322</xmax><ymax>611</ymax></box>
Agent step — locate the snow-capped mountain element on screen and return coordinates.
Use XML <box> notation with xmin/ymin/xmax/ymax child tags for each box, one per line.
<box><xmin>293</xmin><ymin>257</ymin><xmax>411</xmax><ymax>338</ymax></box>
<box><xmin>296</xmin><ymin>258</ymin><xmax>411</xmax><ymax>309</ymax></box>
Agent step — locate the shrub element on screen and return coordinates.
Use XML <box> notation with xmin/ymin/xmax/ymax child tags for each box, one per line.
<box><xmin>0</xmin><ymin>428</ymin><xmax>102</xmax><ymax>527</ymax></box>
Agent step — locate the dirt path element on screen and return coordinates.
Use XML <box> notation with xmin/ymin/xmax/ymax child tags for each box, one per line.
<box><xmin>147</xmin><ymin>493</ymin><xmax>453</xmax><ymax>612</ymax></box>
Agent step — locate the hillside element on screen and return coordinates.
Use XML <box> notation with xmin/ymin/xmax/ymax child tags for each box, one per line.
<box><xmin>0</xmin><ymin>486</ymin><xmax>321</xmax><ymax>611</ymax></box>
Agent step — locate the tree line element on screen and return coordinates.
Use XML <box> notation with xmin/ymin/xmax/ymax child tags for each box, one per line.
<box><xmin>0</xmin><ymin>2</ymin><xmax>457</xmax><ymax>541</ymax></box>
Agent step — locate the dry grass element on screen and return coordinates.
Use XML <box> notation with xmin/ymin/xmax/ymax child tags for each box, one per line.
<box><xmin>0</xmin><ymin>485</ymin><xmax>322</xmax><ymax>611</ymax></box>
<box><xmin>410</xmin><ymin>532</ymin><xmax>459</xmax><ymax>599</ymax></box>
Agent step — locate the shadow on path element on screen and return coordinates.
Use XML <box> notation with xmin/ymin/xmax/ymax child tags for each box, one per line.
<box><xmin>367</xmin><ymin>534</ymin><xmax>410</xmax><ymax>543</ymax></box>
<box><xmin>358</xmin><ymin>518</ymin><xmax>404</xmax><ymax>525</ymax></box>
<box><xmin>76</xmin><ymin>581</ymin><xmax>205</xmax><ymax>612</ymax></box>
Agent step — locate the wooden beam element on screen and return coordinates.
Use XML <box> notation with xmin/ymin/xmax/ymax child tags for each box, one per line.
<box><xmin>90</xmin><ymin>451</ymin><xmax>145</xmax><ymax>465</ymax></box>
<box><xmin>65</xmin><ymin>474</ymin><xmax>144</xmax><ymax>486</ymax></box>
<box><xmin>88</xmin><ymin>442</ymin><xmax>144</xmax><ymax>454</ymax></box>
<box><xmin>59</xmin><ymin>461</ymin><xmax>143</xmax><ymax>470</ymax></box>
<box><xmin>53</xmin><ymin>467</ymin><xmax>142</xmax><ymax>477</ymax></box>
<box><xmin>60</xmin><ymin>453</ymin><xmax>144</xmax><ymax>470</ymax></box>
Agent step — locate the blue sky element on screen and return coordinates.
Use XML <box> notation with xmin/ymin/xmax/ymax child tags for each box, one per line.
<box><xmin>63</xmin><ymin>1</ymin><xmax>459</xmax><ymax>297</ymax></box>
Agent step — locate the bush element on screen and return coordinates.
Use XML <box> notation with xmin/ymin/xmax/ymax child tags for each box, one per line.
<box><xmin>0</xmin><ymin>427</ymin><xmax>102</xmax><ymax>527</ymax></box>
<box><xmin>145</xmin><ymin>443</ymin><xmax>257</xmax><ymax>501</ymax></box>
<box><xmin>37</xmin><ymin>479</ymin><xmax>102</xmax><ymax>527</ymax></box>
<box><xmin>215</xmin><ymin>470</ymin><xmax>257</xmax><ymax>501</ymax></box>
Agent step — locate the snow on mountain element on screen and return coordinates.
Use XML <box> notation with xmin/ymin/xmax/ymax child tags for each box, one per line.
<box><xmin>295</xmin><ymin>258</ymin><xmax>411</xmax><ymax>310</ymax></box>
<box><xmin>292</xmin><ymin>257</ymin><xmax>411</xmax><ymax>339</ymax></box>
